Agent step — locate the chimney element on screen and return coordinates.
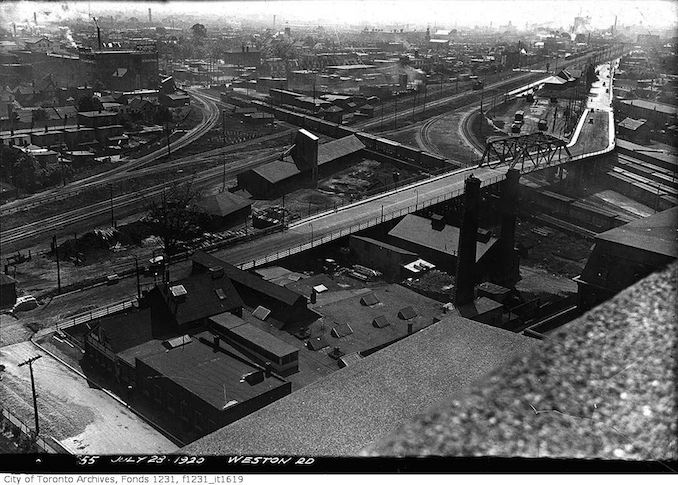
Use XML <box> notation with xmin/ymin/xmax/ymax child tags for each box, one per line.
<box><xmin>212</xmin><ymin>335</ymin><xmax>220</xmax><ymax>351</ymax></box>
<box><xmin>242</xmin><ymin>44</ymin><xmax>245</xmax><ymax>53</ymax></box>
<box><xmin>264</xmin><ymin>362</ymin><xmax>272</xmax><ymax>377</ymax></box>
<box><xmin>454</xmin><ymin>174</ymin><xmax>481</xmax><ymax>306</ymax></box>
<box><xmin>246</xmin><ymin>46</ymin><xmax>250</xmax><ymax>53</ymax></box>
<box><xmin>499</xmin><ymin>169</ymin><xmax>521</xmax><ymax>284</ymax></box>
<box><xmin>148</xmin><ymin>8</ymin><xmax>152</xmax><ymax>23</ymax></box>
<box><xmin>431</xmin><ymin>213</ymin><xmax>445</xmax><ymax>231</ymax></box>
<box><xmin>33</xmin><ymin>12</ymin><xmax>37</xmax><ymax>25</ymax></box>
<box><xmin>407</xmin><ymin>322</ymin><xmax>413</xmax><ymax>335</ymax></box>
<box><xmin>310</xmin><ymin>288</ymin><xmax>317</xmax><ymax>304</ymax></box>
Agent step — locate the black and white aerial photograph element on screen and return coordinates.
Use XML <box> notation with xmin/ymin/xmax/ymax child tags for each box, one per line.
<box><xmin>0</xmin><ymin>0</ymin><xmax>676</xmax><ymax>474</ymax></box>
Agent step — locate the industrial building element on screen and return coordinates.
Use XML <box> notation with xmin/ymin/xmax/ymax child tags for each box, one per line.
<box><xmin>386</xmin><ymin>214</ymin><xmax>498</xmax><ymax>274</ymax></box>
<box><xmin>574</xmin><ymin>207</ymin><xmax>678</xmax><ymax>310</ymax></box>
<box><xmin>193</xmin><ymin>191</ymin><xmax>252</xmax><ymax>231</ymax></box>
<box><xmin>237</xmin><ymin>130</ymin><xmax>366</xmax><ymax>198</ymax></box>
<box><xmin>79</xmin><ymin>50</ymin><xmax>159</xmax><ymax>92</ymax></box>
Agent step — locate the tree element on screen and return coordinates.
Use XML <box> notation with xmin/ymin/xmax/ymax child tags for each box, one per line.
<box><xmin>145</xmin><ymin>179</ymin><xmax>203</xmax><ymax>256</ymax></box>
<box><xmin>191</xmin><ymin>23</ymin><xmax>207</xmax><ymax>39</ymax></box>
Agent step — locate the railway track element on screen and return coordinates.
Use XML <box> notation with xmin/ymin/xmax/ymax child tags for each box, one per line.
<box><xmin>0</xmin><ymin>88</ymin><xmax>221</xmax><ymax>217</ymax></box>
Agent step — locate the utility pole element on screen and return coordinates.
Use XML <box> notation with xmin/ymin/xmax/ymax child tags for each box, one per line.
<box><xmin>109</xmin><ymin>184</ymin><xmax>115</xmax><ymax>227</ymax></box>
<box><xmin>134</xmin><ymin>257</ymin><xmax>141</xmax><ymax>301</ymax></box>
<box><xmin>19</xmin><ymin>355</ymin><xmax>42</xmax><ymax>437</ymax></box>
<box><xmin>52</xmin><ymin>235</ymin><xmax>61</xmax><ymax>293</ymax></box>
<box><xmin>393</xmin><ymin>94</ymin><xmax>397</xmax><ymax>130</ymax></box>
<box><xmin>221</xmin><ymin>154</ymin><xmax>226</xmax><ymax>192</ymax></box>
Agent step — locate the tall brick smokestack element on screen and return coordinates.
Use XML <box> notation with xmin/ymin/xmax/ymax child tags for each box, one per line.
<box><xmin>454</xmin><ymin>174</ymin><xmax>481</xmax><ymax>306</ymax></box>
<box><xmin>499</xmin><ymin>168</ymin><xmax>521</xmax><ymax>284</ymax></box>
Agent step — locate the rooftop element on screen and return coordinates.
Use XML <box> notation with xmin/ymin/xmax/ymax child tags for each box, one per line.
<box><xmin>195</xmin><ymin>191</ymin><xmax>251</xmax><ymax>218</ymax></box>
<box><xmin>181</xmin><ymin>315</ymin><xmax>534</xmax><ymax>455</ymax></box>
<box><xmin>618</xmin><ymin>117</ymin><xmax>648</xmax><ymax>131</ymax></box>
<box><xmin>595</xmin><ymin>206</ymin><xmax>678</xmax><ymax>258</ymax></box>
<box><xmin>317</xmin><ymin>135</ymin><xmax>365</xmax><ymax>166</ymax></box>
<box><xmin>367</xmin><ymin>263</ymin><xmax>677</xmax><ymax>461</ymax></box>
<box><xmin>139</xmin><ymin>334</ymin><xmax>287</xmax><ymax>411</ymax></box>
<box><xmin>155</xmin><ymin>271</ymin><xmax>243</xmax><ymax>326</ymax></box>
<box><xmin>252</xmin><ymin>160</ymin><xmax>301</xmax><ymax>184</ymax></box>
<box><xmin>388</xmin><ymin>214</ymin><xmax>498</xmax><ymax>261</ymax></box>
<box><xmin>192</xmin><ymin>251</ymin><xmax>306</xmax><ymax>308</ymax></box>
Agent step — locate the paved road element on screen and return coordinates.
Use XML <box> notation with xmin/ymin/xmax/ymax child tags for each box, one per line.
<box><xmin>0</xmin><ymin>341</ymin><xmax>177</xmax><ymax>454</ymax></box>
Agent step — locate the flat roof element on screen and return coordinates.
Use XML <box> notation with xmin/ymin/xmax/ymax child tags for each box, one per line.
<box><xmin>181</xmin><ymin>315</ymin><xmax>534</xmax><ymax>455</ymax></box>
<box><xmin>594</xmin><ymin>207</ymin><xmax>678</xmax><ymax>257</ymax></box>
<box><xmin>139</xmin><ymin>336</ymin><xmax>287</xmax><ymax>410</ymax></box>
<box><xmin>350</xmin><ymin>235</ymin><xmax>418</xmax><ymax>256</ymax></box>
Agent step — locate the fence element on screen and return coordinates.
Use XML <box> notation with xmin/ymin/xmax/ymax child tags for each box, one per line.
<box><xmin>56</xmin><ymin>299</ymin><xmax>138</xmax><ymax>333</ymax></box>
<box><xmin>0</xmin><ymin>406</ymin><xmax>63</xmax><ymax>454</ymax></box>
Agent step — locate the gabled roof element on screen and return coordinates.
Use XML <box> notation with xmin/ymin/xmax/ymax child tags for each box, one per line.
<box><xmin>195</xmin><ymin>191</ymin><xmax>251</xmax><ymax>218</ymax></box>
<box><xmin>192</xmin><ymin>251</ymin><xmax>306</xmax><ymax>308</ymax></box>
<box><xmin>594</xmin><ymin>207</ymin><xmax>678</xmax><ymax>258</ymax></box>
<box><xmin>317</xmin><ymin>134</ymin><xmax>365</xmax><ymax>166</ymax></box>
<box><xmin>618</xmin><ymin>117</ymin><xmax>647</xmax><ymax>131</ymax></box>
<box><xmin>154</xmin><ymin>272</ymin><xmax>243</xmax><ymax>326</ymax></box>
<box><xmin>388</xmin><ymin>214</ymin><xmax>498</xmax><ymax>262</ymax></box>
<box><xmin>252</xmin><ymin>160</ymin><xmax>301</xmax><ymax>184</ymax></box>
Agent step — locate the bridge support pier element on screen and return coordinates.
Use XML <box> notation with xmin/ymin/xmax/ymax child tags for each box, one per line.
<box><xmin>498</xmin><ymin>168</ymin><xmax>521</xmax><ymax>286</ymax></box>
<box><xmin>454</xmin><ymin>174</ymin><xmax>481</xmax><ymax>306</ymax></box>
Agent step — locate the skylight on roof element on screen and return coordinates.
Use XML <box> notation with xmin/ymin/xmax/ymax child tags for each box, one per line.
<box><xmin>170</xmin><ymin>285</ymin><xmax>187</xmax><ymax>297</ymax></box>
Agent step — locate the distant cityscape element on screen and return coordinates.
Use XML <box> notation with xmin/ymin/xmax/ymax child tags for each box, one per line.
<box><xmin>0</xmin><ymin>0</ymin><xmax>675</xmax><ymax>468</ymax></box>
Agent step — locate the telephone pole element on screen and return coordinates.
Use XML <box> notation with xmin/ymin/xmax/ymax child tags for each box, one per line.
<box><xmin>52</xmin><ymin>235</ymin><xmax>61</xmax><ymax>293</ymax></box>
<box><xmin>19</xmin><ymin>355</ymin><xmax>42</xmax><ymax>436</ymax></box>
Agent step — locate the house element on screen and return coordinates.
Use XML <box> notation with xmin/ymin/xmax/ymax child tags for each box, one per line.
<box><xmin>159</xmin><ymin>92</ymin><xmax>190</xmax><ymax>108</ymax></box>
<box><xmin>194</xmin><ymin>191</ymin><xmax>252</xmax><ymax>230</ymax></box>
<box><xmin>191</xmin><ymin>251</ymin><xmax>312</xmax><ymax>325</ymax></box>
<box><xmin>617</xmin><ymin>117</ymin><xmax>650</xmax><ymax>144</ymax></box>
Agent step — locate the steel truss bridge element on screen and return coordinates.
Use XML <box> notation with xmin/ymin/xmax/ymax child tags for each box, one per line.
<box><xmin>478</xmin><ymin>132</ymin><xmax>572</xmax><ymax>171</ymax></box>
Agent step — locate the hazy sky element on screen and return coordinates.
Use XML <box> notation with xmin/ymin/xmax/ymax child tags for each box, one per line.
<box><xmin>4</xmin><ymin>1</ymin><xmax>678</xmax><ymax>30</ymax></box>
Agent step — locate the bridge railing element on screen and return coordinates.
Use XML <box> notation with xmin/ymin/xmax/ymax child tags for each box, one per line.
<box><xmin>238</xmin><ymin>173</ymin><xmax>506</xmax><ymax>270</ymax></box>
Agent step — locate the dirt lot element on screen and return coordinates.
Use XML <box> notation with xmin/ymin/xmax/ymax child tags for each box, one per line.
<box><xmin>516</xmin><ymin>216</ymin><xmax>593</xmax><ymax>279</ymax></box>
<box><xmin>255</xmin><ymin>158</ymin><xmax>421</xmax><ymax>220</ymax></box>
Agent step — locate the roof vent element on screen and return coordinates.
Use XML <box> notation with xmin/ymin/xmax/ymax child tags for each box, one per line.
<box><xmin>243</xmin><ymin>370</ymin><xmax>265</xmax><ymax>385</ymax></box>
<box><xmin>210</xmin><ymin>266</ymin><xmax>224</xmax><ymax>279</ymax></box>
<box><xmin>360</xmin><ymin>293</ymin><xmax>379</xmax><ymax>306</ymax></box>
<box><xmin>398</xmin><ymin>306</ymin><xmax>417</xmax><ymax>320</ymax></box>
<box><xmin>331</xmin><ymin>322</ymin><xmax>354</xmax><ymax>338</ymax></box>
<box><xmin>372</xmin><ymin>315</ymin><xmax>390</xmax><ymax>328</ymax></box>
<box><xmin>252</xmin><ymin>305</ymin><xmax>271</xmax><ymax>321</ymax></box>
<box><xmin>431</xmin><ymin>213</ymin><xmax>445</xmax><ymax>231</ymax></box>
